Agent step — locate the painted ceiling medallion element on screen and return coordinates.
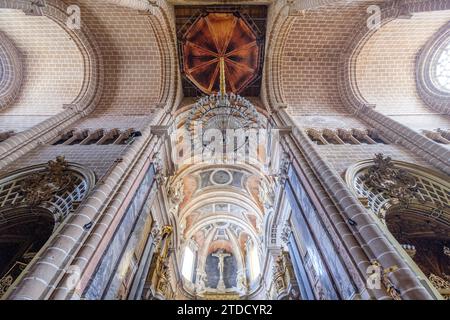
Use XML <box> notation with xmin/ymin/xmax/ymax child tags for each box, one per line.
<box><xmin>181</xmin><ymin>12</ymin><xmax>261</xmax><ymax>95</ymax></box>
<box><xmin>211</xmin><ymin>170</ymin><xmax>233</xmax><ymax>185</ymax></box>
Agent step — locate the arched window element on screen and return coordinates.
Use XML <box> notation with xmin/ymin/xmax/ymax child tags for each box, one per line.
<box><xmin>248</xmin><ymin>243</ymin><xmax>260</xmax><ymax>282</ymax></box>
<box><xmin>416</xmin><ymin>23</ymin><xmax>450</xmax><ymax>113</ymax></box>
<box><xmin>346</xmin><ymin>155</ymin><xmax>450</xmax><ymax>299</ymax></box>
<box><xmin>181</xmin><ymin>246</ymin><xmax>195</xmax><ymax>281</ymax></box>
<box><xmin>434</xmin><ymin>40</ymin><xmax>450</xmax><ymax>91</ymax></box>
<box><xmin>0</xmin><ymin>157</ymin><xmax>95</xmax><ymax>297</ymax></box>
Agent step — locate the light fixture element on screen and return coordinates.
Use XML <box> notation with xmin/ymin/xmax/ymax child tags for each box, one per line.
<box><xmin>185</xmin><ymin>58</ymin><xmax>261</xmax><ymax>151</ymax></box>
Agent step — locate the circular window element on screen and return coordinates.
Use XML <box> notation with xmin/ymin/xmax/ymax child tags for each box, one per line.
<box><xmin>211</xmin><ymin>169</ymin><xmax>233</xmax><ymax>185</ymax></box>
<box><xmin>0</xmin><ymin>61</ymin><xmax>4</xmax><ymax>82</ymax></box>
<box><xmin>416</xmin><ymin>25</ymin><xmax>450</xmax><ymax>112</ymax></box>
<box><xmin>434</xmin><ymin>40</ymin><xmax>450</xmax><ymax>91</ymax></box>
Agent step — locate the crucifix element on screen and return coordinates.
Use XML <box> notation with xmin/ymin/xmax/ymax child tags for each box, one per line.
<box><xmin>212</xmin><ymin>250</ymin><xmax>230</xmax><ymax>291</ymax></box>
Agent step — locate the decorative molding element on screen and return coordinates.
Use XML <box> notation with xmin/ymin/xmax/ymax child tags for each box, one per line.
<box><xmin>345</xmin><ymin>159</ymin><xmax>450</xmax><ymax>229</ymax></box>
<box><xmin>360</xmin><ymin>154</ymin><xmax>419</xmax><ymax>207</ymax></box>
<box><xmin>20</xmin><ymin>156</ymin><xmax>76</xmax><ymax>206</ymax></box>
<box><xmin>0</xmin><ymin>31</ymin><xmax>23</xmax><ymax>110</ymax></box>
<box><xmin>428</xmin><ymin>273</ymin><xmax>450</xmax><ymax>299</ymax></box>
<box><xmin>149</xmin><ymin>1</ymin><xmax>182</xmax><ymax>109</ymax></box>
<box><xmin>370</xmin><ymin>260</ymin><xmax>401</xmax><ymax>300</ymax></box>
<box><xmin>148</xmin><ymin>225</ymin><xmax>175</xmax><ymax>300</ymax></box>
<box><xmin>416</xmin><ymin>21</ymin><xmax>450</xmax><ymax>114</ymax></box>
<box><xmin>152</xmin><ymin>151</ymin><xmax>167</xmax><ymax>186</ymax></box>
<box><xmin>336</xmin><ymin>3</ymin><xmax>450</xmax><ymax>174</ymax></box>
<box><xmin>280</xmin><ymin>222</ymin><xmax>291</xmax><ymax>245</ymax></box>
<box><xmin>0</xmin><ymin>0</ymin><xmax>104</xmax><ymax>170</ymax></box>
<box><xmin>0</xmin><ymin>156</ymin><xmax>95</xmax><ymax>298</ymax></box>
<box><xmin>261</xmin><ymin>1</ymin><xmax>294</xmax><ymax>109</ymax></box>
<box><xmin>0</xmin><ymin>156</ymin><xmax>96</xmax><ymax>222</ymax></box>
<box><xmin>422</xmin><ymin>129</ymin><xmax>450</xmax><ymax>144</ymax></box>
<box><xmin>271</xmin><ymin>251</ymin><xmax>300</xmax><ymax>299</ymax></box>
<box><xmin>274</xmin><ymin>109</ymin><xmax>434</xmax><ymax>299</ymax></box>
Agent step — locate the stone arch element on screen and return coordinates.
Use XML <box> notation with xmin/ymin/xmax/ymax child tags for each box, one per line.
<box><xmin>169</xmin><ymin>163</ymin><xmax>271</xmax><ymax>213</ymax></box>
<box><xmin>346</xmin><ymin>156</ymin><xmax>449</xmax><ymax>299</ymax></box>
<box><xmin>0</xmin><ymin>31</ymin><xmax>23</xmax><ymax>110</ymax></box>
<box><xmin>167</xmin><ymin>160</ymin><xmax>268</xmax><ymax>298</ymax></box>
<box><xmin>261</xmin><ymin>1</ymin><xmax>295</xmax><ymax>110</ymax></box>
<box><xmin>170</xmin><ymin>163</ymin><xmax>269</xmax><ymax>248</ymax></box>
<box><xmin>338</xmin><ymin>1</ymin><xmax>450</xmax><ymax>113</ymax></box>
<box><xmin>338</xmin><ymin>5</ymin><xmax>403</xmax><ymax>112</ymax></box>
<box><xmin>0</xmin><ymin>161</ymin><xmax>95</xmax><ymax>225</ymax></box>
<box><xmin>179</xmin><ymin>212</ymin><xmax>262</xmax><ymax>297</ymax></box>
<box><xmin>0</xmin><ymin>157</ymin><xmax>96</xmax><ymax>298</ymax></box>
<box><xmin>353</xmin><ymin>12</ymin><xmax>450</xmax><ymax>116</ymax></box>
<box><xmin>0</xmin><ymin>0</ymin><xmax>103</xmax><ymax>117</ymax></box>
<box><xmin>416</xmin><ymin>21</ymin><xmax>450</xmax><ymax>114</ymax></box>
<box><xmin>345</xmin><ymin>157</ymin><xmax>449</xmax><ymax>222</ymax></box>
<box><xmin>0</xmin><ymin>0</ymin><xmax>103</xmax><ymax>171</ymax></box>
<box><xmin>150</xmin><ymin>1</ymin><xmax>182</xmax><ymax>108</ymax></box>
<box><xmin>336</xmin><ymin>3</ymin><xmax>450</xmax><ymax>174</ymax></box>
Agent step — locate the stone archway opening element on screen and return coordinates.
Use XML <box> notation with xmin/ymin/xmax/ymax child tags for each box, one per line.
<box><xmin>384</xmin><ymin>204</ymin><xmax>450</xmax><ymax>298</ymax></box>
<box><xmin>0</xmin><ymin>207</ymin><xmax>54</xmax><ymax>297</ymax></box>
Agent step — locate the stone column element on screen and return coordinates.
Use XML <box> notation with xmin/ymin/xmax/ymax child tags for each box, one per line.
<box><xmin>6</xmin><ymin>109</ymin><xmax>168</xmax><ymax>300</ymax></box>
<box><xmin>275</xmin><ymin>109</ymin><xmax>433</xmax><ymax>300</ymax></box>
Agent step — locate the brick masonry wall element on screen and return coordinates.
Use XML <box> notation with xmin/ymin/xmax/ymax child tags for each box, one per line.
<box><xmin>74</xmin><ymin>0</ymin><xmax>163</xmax><ymax>116</ymax></box>
<box><xmin>314</xmin><ymin>143</ymin><xmax>431</xmax><ymax>177</ymax></box>
<box><xmin>294</xmin><ymin>115</ymin><xmax>367</xmax><ymax>129</ymax></box>
<box><xmin>0</xmin><ymin>1</ymin><xmax>166</xmax><ymax>186</ymax></box>
<box><xmin>294</xmin><ymin>115</ymin><xmax>435</xmax><ymax>178</ymax></box>
<box><xmin>282</xmin><ymin>2</ymin><xmax>384</xmax><ymax>116</ymax></box>
<box><xmin>72</xmin><ymin>113</ymin><xmax>156</xmax><ymax>131</ymax></box>
<box><xmin>355</xmin><ymin>10</ymin><xmax>450</xmax><ymax>115</ymax></box>
<box><xmin>280</xmin><ymin>3</ymin><xmax>450</xmax><ymax>180</ymax></box>
<box><xmin>0</xmin><ymin>9</ymin><xmax>84</xmax><ymax>128</ymax></box>
<box><xmin>0</xmin><ymin>144</ymin><xmax>130</xmax><ymax>179</ymax></box>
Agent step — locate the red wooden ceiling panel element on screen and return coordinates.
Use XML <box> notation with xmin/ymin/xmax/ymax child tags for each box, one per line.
<box><xmin>182</xmin><ymin>13</ymin><xmax>261</xmax><ymax>95</ymax></box>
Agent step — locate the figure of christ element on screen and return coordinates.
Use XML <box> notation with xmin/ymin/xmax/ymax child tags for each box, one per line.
<box><xmin>212</xmin><ymin>250</ymin><xmax>231</xmax><ymax>291</ymax></box>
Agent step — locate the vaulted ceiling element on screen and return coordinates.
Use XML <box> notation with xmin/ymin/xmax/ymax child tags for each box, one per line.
<box><xmin>175</xmin><ymin>5</ymin><xmax>267</xmax><ymax>97</ymax></box>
